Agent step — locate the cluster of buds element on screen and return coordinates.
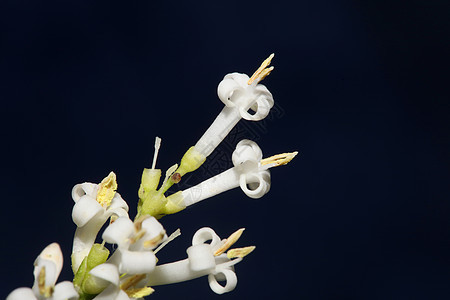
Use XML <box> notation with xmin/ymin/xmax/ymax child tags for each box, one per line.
<box><xmin>7</xmin><ymin>54</ymin><xmax>297</xmax><ymax>300</ymax></box>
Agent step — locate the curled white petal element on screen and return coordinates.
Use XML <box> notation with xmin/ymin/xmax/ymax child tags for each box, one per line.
<box><xmin>239</xmin><ymin>171</ymin><xmax>271</xmax><ymax>199</ymax></box>
<box><xmin>52</xmin><ymin>281</ymin><xmax>79</xmax><ymax>300</ymax></box>
<box><xmin>102</xmin><ymin>216</ymin><xmax>134</xmax><ymax>246</ymax></box>
<box><xmin>89</xmin><ymin>263</ymin><xmax>120</xmax><ymax>287</ymax></box>
<box><xmin>141</xmin><ymin>217</ymin><xmax>165</xmax><ymax>239</ymax></box>
<box><xmin>91</xmin><ymin>284</ymin><xmax>125</xmax><ymax>300</ymax></box>
<box><xmin>118</xmin><ymin>250</ymin><xmax>156</xmax><ymax>274</ymax></box>
<box><xmin>238</xmin><ymin>85</ymin><xmax>274</xmax><ymax>121</ymax></box>
<box><xmin>217</xmin><ymin>74</ymin><xmax>249</xmax><ymax>107</ymax></box>
<box><xmin>72</xmin><ymin>195</ymin><xmax>104</xmax><ymax>227</ymax></box>
<box><xmin>72</xmin><ymin>183</ymin><xmax>97</xmax><ymax>202</ymax></box>
<box><xmin>232</xmin><ymin>139</ymin><xmax>263</xmax><ymax>167</ymax></box>
<box><xmin>129</xmin><ymin>217</ymin><xmax>166</xmax><ymax>251</ymax></box>
<box><xmin>192</xmin><ymin>227</ymin><xmax>221</xmax><ymax>249</ymax></box>
<box><xmin>208</xmin><ymin>268</ymin><xmax>237</xmax><ymax>294</ymax></box>
<box><xmin>6</xmin><ymin>288</ymin><xmax>37</xmax><ymax>300</ymax></box>
<box><xmin>187</xmin><ymin>244</ymin><xmax>215</xmax><ymax>272</ymax></box>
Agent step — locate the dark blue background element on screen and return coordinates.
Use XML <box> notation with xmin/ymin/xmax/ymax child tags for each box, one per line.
<box><xmin>1</xmin><ymin>1</ymin><xmax>448</xmax><ymax>299</ymax></box>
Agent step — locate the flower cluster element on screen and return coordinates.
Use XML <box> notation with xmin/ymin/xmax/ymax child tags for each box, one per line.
<box><xmin>7</xmin><ymin>54</ymin><xmax>297</xmax><ymax>299</ymax></box>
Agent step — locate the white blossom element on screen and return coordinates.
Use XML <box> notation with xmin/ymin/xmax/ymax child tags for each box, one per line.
<box><xmin>71</xmin><ymin>178</ymin><xmax>129</xmax><ymax>273</ymax></box>
<box><xmin>7</xmin><ymin>243</ymin><xmax>78</xmax><ymax>300</ymax></box>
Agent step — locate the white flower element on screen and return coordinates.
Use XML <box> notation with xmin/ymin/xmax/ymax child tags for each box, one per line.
<box><xmin>87</xmin><ymin>263</ymin><xmax>136</xmax><ymax>300</ymax></box>
<box><xmin>147</xmin><ymin>227</ymin><xmax>254</xmax><ymax>295</ymax></box>
<box><xmin>193</xmin><ymin>70</ymin><xmax>274</xmax><ymax>158</ymax></box>
<box><xmin>174</xmin><ymin>55</ymin><xmax>275</xmax><ymax>177</ymax></box>
<box><xmin>172</xmin><ymin>139</ymin><xmax>297</xmax><ymax>207</ymax></box>
<box><xmin>7</xmin><ymin>243</ymin><xmax>78</xmax><ymax>300</ymax></box>
<box><xmin>87</xmin><ymin>262</ymin><xmax>156</xmax><ymax>299</ymax></box>
<box><xmin>71</xmin><ymin>172</ymin><xmax>129</xmax><ymax>273</ymax></box>
<box><xmin>102</xmin><ymin>216</ymin><xmax>166</xmax><ymax>274</ymax></box>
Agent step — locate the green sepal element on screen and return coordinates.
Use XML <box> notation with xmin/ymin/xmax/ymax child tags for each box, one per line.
<box><xmin>73</xmin><ymin>243</ymin><xmax>110</xmax><ymax>296</ymax></box>
<box><xmin>177</xmin><ymin>146</ymin><xmax>206</xmax><ymax>176</ymax></box>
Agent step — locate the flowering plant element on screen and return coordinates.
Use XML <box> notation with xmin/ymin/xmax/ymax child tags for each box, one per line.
<box><xmin>7</xmin><ymin>54</ymin><xmax>297</xmax><ymax>300</ymax></box>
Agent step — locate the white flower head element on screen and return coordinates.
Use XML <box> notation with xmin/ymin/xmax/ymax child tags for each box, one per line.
<box><xmin>102</xmin><ymin>216</ymin><xmax>166</xmax><ymax>274</ymax></box>
<box><xmin>7</xmin><ymin>243</ymin><xmax>78</xmax><ymax>300</ymax></box>
<box><xmin>71</xmin><ymin>172</ymin><xmax>129</xmax><ymax>273</ymax></box>
<box><xmin>192</xmin><ymin>55</ymin><xmax>275</xmax><ymax>160</ymax></box>
<box><xmin>176</xmin><ymin>139</ymin><xmax>297</xmax><ymax>207</ymax></box>
<box><xmin>147</xmin><ymin>227</ymin><xmax>254</xmax><ymax>295</ymax></box>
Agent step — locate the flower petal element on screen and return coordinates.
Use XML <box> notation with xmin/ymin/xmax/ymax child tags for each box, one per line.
<box><xmin>89</xmin><ymin>263</ymin><xmax>120</xmax><ymax>287</ymax></box>
<box><xmin>217</xmin><ymin>73</ymin><xmax>249</xmax><ymax>107</ymax></box>
<box><xmin>118</xmin><ymin>250</ymin><xmax>157</xmax><ymax>274</ymax></box>
<box><xmin>239</xmin><ymin>171</ymin><xmax>271</xmax><ymax>199</ymax></box>
<box><xmin>34</xmin><ymin>242</ymin><xmax>63</xmax><ymax>282</ymax></box>
<box><xmin>102</xmin><ymin>216</ymin><xmax>134</xmax><ymax>246</ymax></box>
<box><xmin>192</xmin><ymin>227</ymin><xmax>222</xmax><ymax>249</ymax></box>
<box><xmin>232</xmin><ymin>139</ymin><xmax>263</xmax><ymax>167</ymax></box>
<box><xmin>72</xmin><ymin>183</ymin><xmax>98</xmax><ymax>202</ymax></box>
<box><xmin>239</xmin><ymin>92</ymin><xmax>274</xmax><ymax>121</ymax></box>
<box><xmin>6</xmin><ymin>288</ymin><xmax>37</xmax><ymax>300</ymax></box>
<box><xmin>91</xmin><ymin>284</ymin><xmax>124</xmax><ymax>300</ymax></box>
<box><xmin>52</xmin><ymin>281</ymin><xmax>79</xmax><ymax>300</ymax></box>
<box><xmin>208</xmin><ymin>268</ymin><xmax>237</xmax><ymax>294</ymax></box>
<box><xmin>72</xmin><ymin>195</ymin><xmax>104</xmax><ymax>227</ymax></box>
<box><xmin>187</xmin><ymin>244</ymin><xmax>215</xmax><ymax>272</ymax></box>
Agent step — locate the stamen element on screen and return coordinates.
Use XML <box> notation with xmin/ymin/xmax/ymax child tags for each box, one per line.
<box><xmin>96</xmin><ymin>171</ymin><xmax>117</xmax><ymax>208</ymax></box>
<box><xmin>160</xmin><ymin>163</ymin><xmax>178</xmax><ymax>189</ymax></box>
<box><xmin>143</xmin><ymin>231</ymin><xmax>166</xmax><ymax>249</ymax></box>
<box><xmin>152</xmin><ymin>136</ymin><xmax>162</xmax><ymax>169</ymax></box>
<box><xmin>260</xmin><ymin>151</ymin><xmax>298</xmax><ymax>168</ymax></box>
<box><xmin>247</xmin><ymin>53</ymin><xmax>275</xmax><ymax>85</ymax></box>
<box><xmin>125</xmin><ymin>287</ymin><xmax>155</xmax><ymax>298</ymax></box>
<box><xmin>227</xmin><ymin>246</ymin><xmax>256</xmax><ymax>259</ymax></box>
<box><xmin>214</xmin><ymin>228</ymin><xmax>245</xmax><ymax>256</ymax></box>
<box><xmin>37</xmin><ymin>266</ymin><xmax>53</xmax><ymax>297</ymax></box>
<box><xmin>154</xmin><ymin>228</ymin><xmax>181</xmax><ymax>254</ymax></box>
<box><xmin>134</xmin><ymin>215</ymin><xmax>150</xmax><ymax>231</ymax></box>
<box><xmin>120</xmin><ymin>274</ymin><xmax>147</xmax><ymax>291</ymax></box>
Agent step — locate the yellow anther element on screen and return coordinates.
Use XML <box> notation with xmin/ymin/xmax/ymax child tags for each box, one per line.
<box><xmin>260</xmin><ymin>151</ymin><xmax>298</xmax><ymax>167</ymax></box>
<box><xmin>37</xmin><ymin>266</ymin><xmax>53</xmax><ymax>297</ymax></box>
<box><xmin>134</xmin><ymin>215</ymin><xmax>150</xmax><ymax>232</ymax></box>
<box><xmin>96</xmin><ymin>171</ymin><xmax>117</xmax><ymax>208</ymax></box>
<box><xmin>214</xmin><ymin>228</ymin><xmax>245</xmax><ymax>256</ymax></box>
<box><xmin>248</xmin><ymin>53</ymin><xmax>275</xmax><ymax>85</ymax></box>
<box><xmin>143</xmin><ymin>231</ymin><xmax>166</xmax><ymax>249</ymax></box>
<box><xmin>120</xmin><ymin>274</ymin><xmax>146</xmax><ymax>290</ymax></box>
<box><xmin>125</xmin><ymin>287</ymin><xmax>155</xmax><ymax>298</ymax></box>
<box><xmin>121</xmin><ymin>274</ymin><xmax>151</xmax><ymax>296</ymax></box>
<box><xmin>227</xmin><ymin>246</ymin><xmax>256</xmax><ymax>259</ymax></box>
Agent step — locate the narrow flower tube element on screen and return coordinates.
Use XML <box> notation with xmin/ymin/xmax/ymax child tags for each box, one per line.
<box><xmin>173</xmin><ymin>140</ymin><xmax>276</xmax><ymax>207</ymax></box>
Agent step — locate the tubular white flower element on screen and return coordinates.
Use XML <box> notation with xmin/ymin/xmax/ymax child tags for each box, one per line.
<box><xmin>179</xmin><ymin>140</ymin><xmax>271</xmax><ymax>207</ymax></box>
<box><xmin>71</xmin><ymin>182</ymin><xmax>129</xmax><ymax>273</ymax></box>
<box><xmin>102</xmin><ymin>216</ymin><xmax>165</xmax><ymax>274</ymax></box>
<box><xmin>7</xmin><ymin>243</ymin><xmax>78</xmax><ymax>300</ymax></box>
<box><xmin>147</xmin><ymin>227</ymin><xmax>244</xmax><ymax>295</ymax></box>
<box><xmin>193</xmin><ymin>72</ymin><xmax>274</xmax><ymax>158</ymax></box>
